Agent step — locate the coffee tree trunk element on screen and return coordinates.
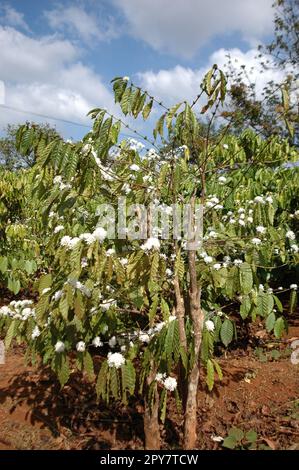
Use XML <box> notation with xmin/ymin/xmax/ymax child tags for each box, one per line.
<box><xmin>144</xmin><ymin>371</ymin><xmax>160</xmax><ymax>449</ymax></box>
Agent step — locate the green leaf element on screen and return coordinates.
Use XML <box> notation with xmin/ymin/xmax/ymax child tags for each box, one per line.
<box><xmin>5</xmin><ymin>319</ymin><xmax>17</xmax><ymax>349</ymax></box>
<box><xmin>220</xmin><ymin>319</ymin><xmax>234</xmax><ymax>347</ymax></box>
<box><xmin>160</xmin><ymin>388</ymin><xmax>167</xmax><ymax>423</ymax></box>
<box><xmin>38</xmin><ymin>273</ymin><xmax>52</xmax><ymax>296</ymax></box>
<box><xmin>142</xmin><ymin>99</ymin><xmax>153</xmax><ymax>119</ymax></box>
<box><xmin>245</xmin><ymin>430</ymin><xmax>257</xmax><ymax>443</ymax></box>
<box><xmin>229</xmin><ymin>427</ymin><xmax>244</xmax><ymax>441</ymax></box>
<box><xmin>83</xmin><ymin>351</ymin><xmax>94</xmax><ymax>381</ymax></box>
<box><xmin>0</xmin><ymin>256</ymin><xmax>8</xmax><ymax>273</ymax></box>
<box><xmin>206</xmin><ymin>359</ymin><xmax>214</xmax><ymax>391</ymax></box>
<box><xmin>239</xmin><ymin>263</ymin><xmax>253</xmax><ymax>294</ymax></box>
<box><xmin>222</xmin><ymin>435</ymin><xmax>237</xmax><ymax>449</ymax></box>
<box><xmin>274</xmin><ymin>317</ymin><xmax>285</xmax><ymax>338</ymax></box>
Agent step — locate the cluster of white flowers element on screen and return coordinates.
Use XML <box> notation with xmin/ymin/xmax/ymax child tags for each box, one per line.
<box><xmin>107</xmin><ymin>352</ymin><xmax>126</xmax><ymax>369</ymax></box>
<box><xmin>251</xmin><ymin>237</ymin><xmax>262</xmax><ymax>246</ymax></box>
<box><xmin>155</xmin><ymin>374</ymin><xmax>177</xmax><ymax>391</ymax></box>
<box><xmin>99</xmin><ymin>299</ymin><xmax>117</xmax><ymax>311</ymax></box>
<box><xmin>254</xmin><ymin>195</ymin><xmax>273</xmax><ymax>205</ymax></box>
<box><xmin>60</xmin><ymin>227</ymin><xmax>107</xmax><ymax>249</ymax></box>
<box><xmin>92</xmin><ymin>336</ymin><xmax>103</xmax><ymax>348</ymax></box>
<box><xmin>76</xmin><ymin>341</ymin><xmax>86</xmax><ymax>352</ymax></box>
<box><xmin>31</xmin><ymin>325</ymin><xmax>41</xmax><ymax>340</ymax></box>
<box><xmin>218</xmin><ymin>175</ymin><xmax>227</xmax><ymax>185</ymax></box>
<box><xmin>54</xmin><ymin>225</ymin><xmax>64</xmax><ymax>234</ymax></box>
<box><xmin>67</xmin><ymin>279</ymin><xmax>91</xmax><ymax>297</ymax></box>
<box><xmin>53</xmin><ymin>175</ymin><xmax>71</xmax><ymax>191</ymax></box>
<box><xmin>55</xmin><ymin>341</ymin><xmax>65</xmax><ymax>353</ymax></box>
<box><xmin>291</xmin><ymin>244</ymin><xmax>298</xmax><ymax>253</ymax></box>
<box><xmin>205</xmin><ymin>195</ymin><xmax>223</xmax><ymax>210</ymax></box>
<box><xmin>52</xmin><ymin>290</ymin><xmax>63</xmax><ymax>302</ymax></box>
<box><xmin>60</xmin><ymin>235</ymin><xmax>80</xmax><ymax>249</ymax></box>
<box><xmin>0</xmin><ymin>300</ymin><xmax>35</xmax><ymax>320</ymax></box>
<box><xmin>290</xmin><ymin>284</ymin><xmax>298</xmax><ymax>290</ymax></box>
<box><xmin>256</xmin><ymin>226</ymin><xmax>266</xmax><ymax>234</ymax></box>
<box><xmin>205</xmin><ymin>320</ymin><xmax>215</xmax><ymax>332</ymax></box>
<box><xmin>286</xmin><ymin>230</ymin><xmax>296</xmax><ymax>241</ymax></box>
<box><xmin>128</xmin><ymin>138</ymin><xmax>145</xmax><ymax>152</ymax></box>
<box><xmin>141</xmin><ymin>237</ymin><xmax>160</xmax><ymax>251</ymax></box>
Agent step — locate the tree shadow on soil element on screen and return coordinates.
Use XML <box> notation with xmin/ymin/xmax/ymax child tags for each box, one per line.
<box><xmin>0</xmin><ymin>366</ymin><xmax>146</xmax><ymax>449</ymax></box>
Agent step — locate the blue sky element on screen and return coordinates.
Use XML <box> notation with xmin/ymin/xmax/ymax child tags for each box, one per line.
<box><xmin>0</xmin><ymin>0</ymin><xmax>279</xmax><ymax>140</ymax></box>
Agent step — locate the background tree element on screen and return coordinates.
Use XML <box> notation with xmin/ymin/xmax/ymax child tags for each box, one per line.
<box><xmin>0</xmin><ymin>122</ymin><xmax>60</xmax><ymax>170</ymax></box>
<box><xmin>223</xmin><ymin>0</ymin><xmax>299</xmax><ymax>145</ymax></box>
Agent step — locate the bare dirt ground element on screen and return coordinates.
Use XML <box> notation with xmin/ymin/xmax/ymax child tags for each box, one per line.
<box><xmin>0</xmin><ymin>320</ymin><xmax>298</xmax><ymax>450</ymax></box>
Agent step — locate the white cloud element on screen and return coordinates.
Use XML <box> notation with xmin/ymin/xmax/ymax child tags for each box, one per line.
<box><xmin>0</xmin><ymin>26</ymin><xmax>116</xmax><ymax>134</ymax></box>
<box><xmin>137</xmin><ymin>48</ymin><xmax>290</xmax><ymax>109</ymax></box>
<box><xmin>0</xmin><ymin>4</ymin><xmax>30</xmax><ymax>32</ymax></box>
<box><xmin>45</xmin><ymin>5</ymin><xmax>118</xmax><ymax>44</ymax></box>
<box><xmin>113</xmin><ymin>0</ymin><xmax>274</xmax><ymax>58</ymax></box>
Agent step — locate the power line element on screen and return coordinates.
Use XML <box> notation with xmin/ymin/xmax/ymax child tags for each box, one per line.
<box><xmin>0</xmin><ymin>103</ymin><xmax>91</xmax><ymax>128</ymax></box>
<box><xmin>0</xmin><ymin>103</ymin><xmax>140</xmax><ymax>140</ymax></box>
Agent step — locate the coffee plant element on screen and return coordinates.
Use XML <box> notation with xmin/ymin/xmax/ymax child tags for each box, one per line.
<box><xmin>0</xmin><ymin>66</ymin><xmax>298</xmax><ymax>449</ymax></box>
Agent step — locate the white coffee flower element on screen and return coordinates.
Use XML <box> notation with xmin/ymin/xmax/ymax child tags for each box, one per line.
<box><xmin>55</xmin><ymin>341</ymin><xmax>65</xmax><ymax>353</ymax></box>
<box><xmin>42</xmin><ymin>288</ymin><xmax>51</xmax><ymax>295</ymax></box>
<box><xmin>76</xmin><ymin>341</ymin><xmax>86</xmax><ymax>352</ymax></box>
<box><xmin>254</xmin><ymin>196</ymin><xmax>264</xmax><ymax>204</ymax></box>
<box><xmin>93</xmin><ymin>227</ymin><xmax>107</xmax><ymax>242</ymax></box>
<box><xmin>205</xmin><ymin>320</ymin><xmax>215</xmax><ymax>332</ymax></box>
<box><xmin>53</xmin><ymin>175</ymin><xmax>62</xmax><ymax>184</ymax></box>
<box><xmin>130</xmin><ymin>164</ymin><xmax>140</xmax><ymax>171</ymax></box>
<box><xmin>141</xmin><ymin>237</ymin><xmax>160</xmax><ymax>251</ymax></box>
<box><xmin>290</xmin><ymin>284</ymin><xmax>298</xmax><ymax>290</ymax></box>
<box><xmin>286</xmin><ymin>230</ymin><xmax>295</xmax><ymax>240</ymax></box>
<box><xmin>54</xmin><ymin>225</ymin><xmax>64</xmax><ymax>234</ymax></box>
<box><xmin>238</xmin><ymin>219</ymin><xmax>245</xmax><ymax>226</ymax></box>
<box><xmin>213</xmin><ymin>263</ymin><xmax>221</xmax><ymax>271</ymax></box>
<box><xmin>53</xmin><ymin>290</ymin><xmax>63</xmax><ymax>302</ymax></box>
<box><xmin>247</xmin><ymin>216</ymin><xmax>253</xmax><ymax>223</ymax></box>
<box><xmin>108</xmin><ymin>336</ymin><xmax>117</xmax><ymax>348</ymax></box>
<box><xmin>223</xmin><ymin>144</ymin><xmax>229</xmax><ymax>149</ymax></box>
<box><xmin>60</xmin><ymin>235</ymin><xmax>72</xmax><ymax>247</ymax></box>
<box><xmin>234</xmin><ymin>259</ymin><xmax>243</xmax><ymax>266</ymax></box>
<box><xmin>256</xmin><ymin>226</ymin><xmax>266</xmax><ymax>234</ymax></box>
<box><xmin>218</xmin><ymin>176</ymin><xmax>227</xmax><ymax>184</ymax></box>
<box><xmin>100</xmin><ymin>299</ymin><xmax>116</xmax><ymax>311</ymax></box>
<box><xmin>155</xmin><ymin>372</ymin><xmax>166</xmax><ymax>383</ymax></box>
<box><xmin>0</xmin><ymin>305</ymin><xmax>11</xmax><ymax>316</ymax></box>
<box><xmin>122</xmin><ymin>183</ymin><xmax>131</xmax><ymax>194</ymax></box>
<box><xmin>92</xmin><ymin>336</ymin><xmax>103</xmax><ymax>348</ymax></box>
<box><xmin>229</xmin><ymin>218</ymin><xmax>236</xmax><ymax>224</ymax></box>
<box><xmin>252</xmin><ymin>237</ymin><xmax>262</xmax><ymax>245</ymax></box>
<box><xmin>208</xmin><ymin>231</ymin><xmax>217</xmax><ymax>238</ymax></box>
<box><xmin>139</xmin><ymin>333</ymin><xmax>150</xmax><ymax>343</ymax></box>
<box><xmin>168</xmin><ymin>315</ymin><xmax>176</xmax><ymax>323</ymax></box>
<box><xmin>106</xmin><ymin>248</ymin><xmax>116</xmax><ymax>256</ymax></box>
<box><xmin>204</xmin><ymin>256</ymin><xmax>213</xmax><ymax>264</ymax></box>
<box><xmin>107</xmin><ymin>352</ymin><xmax>125</xmax><ymax>369</ymax></box>
<box><xmin>265</xmin><ymin>196</ymin><xmax>273</xmax><ymax>203</ymax></box>
<box><xmin>31</xmin><ymin>325</ymin><xmax>41</xmax><ymax>340</ymax></box>
<box><xmin>291</xmin><ymin>244</ymin><xmax>298</xmax><ymax>253</ymax></box>
<box><xmin>79</xmin><ymin>233</ymin><xmax>96</xmax><ymax>245</ymax></box>
<box><xmin>120</xmin><ymin>258</ymin><xmax>128</xmax><ymax>266</ymax></box>
<box><xmin>165</xmin><ymin>268</ymin><xmax>173</xmax><ymax>277</ymax></box>
<box><xmin>164</xmin><ymin>376</ymin><xmax>177</xmax><ymax>392</ymax></box>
